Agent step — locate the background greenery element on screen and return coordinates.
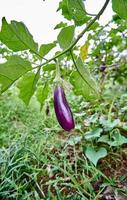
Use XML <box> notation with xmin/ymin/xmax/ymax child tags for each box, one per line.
<box><xmin>0</xmin><ymin>0</ymin><xmax>127</xmax><ymax>199</ymax></box>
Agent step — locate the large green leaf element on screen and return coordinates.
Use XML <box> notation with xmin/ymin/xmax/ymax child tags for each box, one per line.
<box><xmin>70</xmin><ymin>57</ymin><xmax>99</xmax><ymax>101</ymax></box>
<box><xmin>112</xmin><ymin>0</ymin><xmax>127</xmax><ymax>20</ymax></box>
<box><xmin>36</xmin><ymin>84</ymin><xmax>49</xmax><ymax>109</ymax></box>
<box><xmin>0</xmin><ymin>17</ymin><xmax>38</xmax><ymax>52</ymax></box>
<box><xmin>57</xmin><ymin>0</ymin><xmax>89</xmax><ymax>25</ymax></box>
<box><xmin>39</xmin><ymin>42</ymin><xmax>56</xmax><ymax>57</ymax></box>
<box><xmin>57</xmin><ymin>25</ymin><xmax>75</xmax><ymax>50</ymax></box>
<box><xmin>17</xmin><ymin>71</ymin><xmax>40</xmax><ymax>105</ymax></box>
<box><xmin>85</xmin><ymin>146</ymin><xmax>107</xmax><ymax>166</ymax></box>
<box><xmin>0</xmin><ymin>56</ymin><xmax>32</xmax><ymax>93</ymax></box>
<box><xmin>67</xmin><ymin>0</ymin><xmax>90</xmax><ymax>25</ymax></box>
<box><xmin>57</xmin><ymin>0</ymin><xmax>72</xmax><ymax>20</ymax></box>
<box><xmin>70</xmin><ymin>71</ymin><xmax>95</xmax><ymax>101</ymax></box>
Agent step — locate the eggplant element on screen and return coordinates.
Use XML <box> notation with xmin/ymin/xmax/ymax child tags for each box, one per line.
<box><xmin>54</xmin><ymin>86</ymin><xmax>75</xmax><ymax>131</ymax></box>
<box><xmin>100</xmin><ymin>65</ymin><xmax>106</xmax><ymax>72</ymax></box>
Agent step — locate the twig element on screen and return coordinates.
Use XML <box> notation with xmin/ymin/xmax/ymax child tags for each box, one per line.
<box><xmin>30</xmin><ymin>0</ymin><xmax>110</xmax><ymax>70</ymax></box>
<box><xmin>85</xmin><ymin>12</ymin><xmax>97</xmax><ymax>17</ymax></box>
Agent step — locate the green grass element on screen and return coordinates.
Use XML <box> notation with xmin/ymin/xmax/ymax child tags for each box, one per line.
<box><xmin>0</xmin><ymin>91</ymin><xmax>127</xmax><ymax>200</ymax></box>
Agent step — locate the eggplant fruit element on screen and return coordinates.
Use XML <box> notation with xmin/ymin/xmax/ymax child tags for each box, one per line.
<box><xmin>54</xmin><ymin>86</ymin><xmax>75</xmax><ymax>131</ymax></box>
<box><xmin>100</xmin><ymin>65</ymin><xmax>106</xmax><ymax>72</ymax></box>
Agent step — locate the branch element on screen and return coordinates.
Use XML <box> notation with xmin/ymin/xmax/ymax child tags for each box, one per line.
<box><xmin>70</xmin><ymin>0</ymin><xmax>110</xmax><ymax>48</ymax></box>
<box><xmin>30</xmin><ymin>0</ymin><xmax>110</xmax><ymax>70</ymax></box>
<box><xmin>85</xmin><ymin>12</ymin><xmax>97</xmax><ymax>17</ymax></box>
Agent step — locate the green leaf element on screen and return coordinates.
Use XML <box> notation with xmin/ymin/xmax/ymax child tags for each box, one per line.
<box><xmin>39</xmin><ymin>43</ymin><xmax>56</xmax><ymax>57</ymax></box>
<box><xmin>98</xmin><ymin>130</ymin><xmax>127</xmax><ymax>147</ymax></box>
<box><xmin>77</xmin><ymin>57</ymin><xmax>98</xmax><ymax>93</ymax></box>
<box><xmin>65</xmin><ymin>136</ymin><xmax>82</xmax><ymax>146</ymax></box>
<box><xmin>70</xmin><ymin>57</ymin><xmax>99</xmax><ymax>101</ymax></box>
<box><xmin>57</xmin><ymin>0</ymin><xmax>90</xmax><ymax>26</ymax></box>
<box><xmin>57</xmin><ymin>25</ymin><xmax>75</xmax><ymax>50</ymax></box>
<box><xmin>84</xmin><ymin>128</ymin><xmax>103</xmax><ymax>140</ymax></box>
<box><xmin>57</xmin><ymin>0</ymin><xmax>71</xmax><ymax>20</ymax></box>
<box><xmin>70</xmin><ymin>71</ymin><xmax>95</xmax><ymax>101</ymax></box>
<box><xmin>43</xmin><ymin>63</ymin><xmax>56</xmax><ymax>72</ymax></box>
<box><xmin>54</xmin><ymin>22</ymin><xmax>67</xmax><ymax>29</ymax></box>
<box><xmin>112</xmin><ymin>0</ymin><xmax>127</xmax><ymax>20</ymax></box>
<box><xmin>67</xmin><ymin>0</ymin><xmax>90</xmax><ymax>25</ymax></box>
<box><xmin>0</xmin><ymin>56</ymin><xmax>32</xmax><ymax>93</ymax></box>
<box><xmin>17</xmin><ymin>71</ymin><xmax>40</xmax><ymax>105</ymax></box>
<box><xmin>99</xmin><ymin>119</ymin><xmax>120</xmax><ymax>131</ymax></box>
<box><xmin>36</xmin><ymin>84</ymin><xmax>49</xmax><ymax>110</ymax></box>
<box><xmin>89</xmin><ymin>22</ymin><xmax>99</xmax><ymax>31</ymax></box>
<box><xmin>0</xmin><ymin>17</ymin><xmax>38</xmax><ymax>52</ymax></box>
<box><xmin>85</xmin><ymin>146</ymin><xmax>107</xmax><ymax>166</ymax></box>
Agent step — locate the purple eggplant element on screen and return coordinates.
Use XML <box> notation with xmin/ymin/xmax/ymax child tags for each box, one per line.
<box><xmin>100</xmin><ymin>65</ymin><xmax>106</xmax><ymax>72</ymax></box>
<box><xmin>54</xmin><ymin>86</ymin><xmax>75</xmax><ymax>131</ymax></box>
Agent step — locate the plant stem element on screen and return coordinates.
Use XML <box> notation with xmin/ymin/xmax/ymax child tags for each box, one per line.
<box><xmin>55</xmin><ymin>60</ymin><xmax>61</xmax><ymax>80</ymax></box>
<box><xmin>70</xmin><ymin>0</ymin><xmax>110</xmax><ymax>48</ymax></box>
<box><xmin>108</xmin><ymin>97</ymin><xmax>116</xmax><ymax>121</ymax></box>
<box><xmin>85</xmin><ymin>12</ymin><xmax>97</xmax><ymax>17</ymax></box>
<box><xmin>31</xmin><ymin>0</ymin><xmax>110</xmax><ymax>70</ymax></box>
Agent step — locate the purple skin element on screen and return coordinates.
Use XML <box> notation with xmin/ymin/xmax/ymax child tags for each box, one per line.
<box><xmin>54</xmin><ymin>86</ymin><xmax>75</xmax><ymax>131</ymax></box>
<box><xmin>100</xmin><ymin>65</ymin><xmax>106</xmax><ymax>72</ymax></box>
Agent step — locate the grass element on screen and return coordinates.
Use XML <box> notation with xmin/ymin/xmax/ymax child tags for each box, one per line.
<box><xmin>0</xmin><ymin>91</ymin><xmax>127</xmax><ymax>199</ymax></box>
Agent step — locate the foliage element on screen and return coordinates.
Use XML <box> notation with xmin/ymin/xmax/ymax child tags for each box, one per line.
<box><xmin>1</xmin><ymin>0</ymin><xmax>126</xmax><ymax>106</ymax></box>
<box><xmin>0</xmin><ymin>0</ymin><xmax>127</xmax><ymax>198</ymax></box>
<box><xmin>0</xmin><ymin>56</ymin><xmax>32</xmax><ymax>92</ymax></box>
<box><xmin>0</xmin><ymin>17</ymin><xmax>38</xmax><ymax>53</ymax></box>
<box><xmin>0</xmin><ymin>86</ymin><xmax>127</xmax><ymax>198</ymax></box>
<box><xmin>85</xmin><ymin>146</ymin><xmax>107</xmax><ymax>166</ymax></box>
<box><xmin>112</xmin><ymin>0</ymin><xmax>127</xmax><ymax>19</ymax></box>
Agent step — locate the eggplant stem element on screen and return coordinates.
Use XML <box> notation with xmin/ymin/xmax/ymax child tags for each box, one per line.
<box><xmin>56</xmin><ymin>60</ymin><xmax>61</xmax><ymax>80</ymax></box>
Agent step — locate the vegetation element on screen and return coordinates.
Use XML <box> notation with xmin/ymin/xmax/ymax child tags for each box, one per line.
<box><xmin>0</xmin><ymin>0</ymin><xmax>127</xmax><ymax>199</ymax></box>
